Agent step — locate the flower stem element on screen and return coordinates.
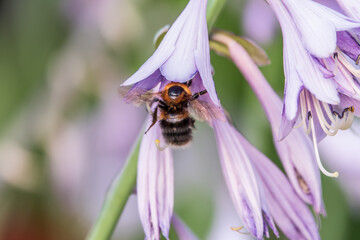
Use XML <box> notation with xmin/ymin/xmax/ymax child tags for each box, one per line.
<box><xmin>86</xmin><ymin>136</ymin><xmax>142</xmax><ymax>240</ymax></box>
<box><xmin>207</xmin><ymin>0</ymin><xmax>227</xmax><ymax>29</ymax></box>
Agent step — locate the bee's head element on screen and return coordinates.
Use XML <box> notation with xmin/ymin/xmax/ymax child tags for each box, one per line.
<box><xmin>168</xmin><ymin>85</ymin><xmax>186</xmax><ymax>99</ymax></box>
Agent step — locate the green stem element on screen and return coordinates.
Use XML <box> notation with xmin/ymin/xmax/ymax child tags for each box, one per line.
<box><xmin>206</xmin><ymin>0</ymin><xmax>227</xmax><ymax>30</ymax></box>
<box><xmin>86</xmin><ymin>136</ymin><xmax>141</xmax><ymax>240</ymax></box>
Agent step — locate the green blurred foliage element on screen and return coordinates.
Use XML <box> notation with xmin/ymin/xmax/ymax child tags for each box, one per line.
<box><xmin>0</xmin><ymin>0</ymin><xmax>68</xmax><ymax>134</ymax></box>
<box><xmin>0</xmin><ymin>0</ymin><xmax>359</xmax><ymax>239</ymax></box>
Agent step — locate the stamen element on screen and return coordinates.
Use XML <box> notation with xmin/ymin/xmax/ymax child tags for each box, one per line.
<box><xmin>356</xmin><ymin>55</ymin><xmax>360</xmax><ymax>65</ymax></box>
<box><xmin>309</xmin><ymin>115</ymin><xmax>339</xmax><ymax>178</ymax></box>
<box><xmin>155</xmin><ymin>139</ymin><xmax>168</xmax><ymax>151</ymax></box>
<box><xmin>311</xmin><ymin>96</ymin><xmax>338</xmax><ymax>136</ymax></box>
<box><xmin>337</xmin><ymin>60</ymin><xmax>360</xmax><ymax>96</ymax></box>
<box><xmin>300</xmin><ymin>91</ymin><xmax>311</xmax><ymax>134</ymax></box>
<box><xmin>338</xmin><ymin>52</ymin><xmax>360</xmax><ymax>78</ymax></box>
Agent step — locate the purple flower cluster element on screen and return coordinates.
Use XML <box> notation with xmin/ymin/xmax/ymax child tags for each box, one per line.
<box><xmin>120</xmin><ymin>0</ymin><xmax>360</xmax><ymax>239</ymax></box>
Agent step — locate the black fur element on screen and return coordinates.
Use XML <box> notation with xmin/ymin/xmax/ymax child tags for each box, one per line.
<box><xmin>160</xmin><ymin>117</ymin><xmax>195</xmax><ymax>146</ymax></box>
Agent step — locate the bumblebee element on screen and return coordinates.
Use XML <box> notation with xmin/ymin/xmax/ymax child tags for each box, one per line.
<box><xmin>120</xmin><ymin>80</ymin><xmax>222</xmax><ymax>147</ymax></box>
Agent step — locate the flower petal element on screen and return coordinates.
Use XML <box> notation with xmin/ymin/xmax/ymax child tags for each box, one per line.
<box><xmin>336</xmin><ymin>0</ymin><xmax>360</xmax><ymax>20</ymax></box>
<box><xmin>122</xmin><ymin>0</ymin><xmax>194</xmax><ymax>86</ymax></box>
<box><xmin>137</xmin><ymin>120</ymin><xmax>174</xmax><ymax>240</ymax></box>
<box><xmin>247</xmin><ymin>141</ymin><xmax>320</xmax><ymax>240</ymax></box>
<box><xmin>337</xmin><ymin>31</ymin><xmax>360</xmax><ymax>62</ymax></box>
<box><xmin>284</xmin><ymin>0</ymin><xmax>360</xmax><ymax>58</ymax></box>
<box><xmin>220</xmin><ymin>36</ymin><xmax>325</xmax><ymax>213</ymax></box>
<box><xmin>194</xmin><ymin>0</ymin><xmax>220</xmax><ymax>106</ymax></box>
<box><xmin>213</xmin><ymin>120</ymin><xmax>270</xmax><ymax>239</ymax></box>
<box><xmin>160</xmin><ymin>0</ymin><xmax>201</xmax><ymax>82</ymax></box>
<box><xmin>340</xmin><ymin>93</ymin><xmax>360</xmax><ymax>117</ymax></box>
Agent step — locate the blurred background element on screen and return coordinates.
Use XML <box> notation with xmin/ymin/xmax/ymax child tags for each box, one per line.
<box><xmin>0</xmin><ymin>0</ymin><xmax>359</xmax><ymax>239</ymax></box>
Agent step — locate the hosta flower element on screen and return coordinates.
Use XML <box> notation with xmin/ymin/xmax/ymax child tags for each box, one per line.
<box><xmin>121</xmin><ymin>0</ymin><xmax>219</xmax><ymax>107</ymax></box>
<box><xmin>212</xmin><ymin>120</ymin><xmax>278</xmax><ymax>239</ymax></box>
<box><xmin>336</xmin><ymin>0</ymin><xmax>360</xmax><ymax>20</ymax></box>
<box><xmin>137</xmin><ymin>121</ymin><xmax>174</xmax><ymax>240</ymax></box>
<box><xmin>212</xmin><ymin>33</ymin><xmax>324</xmax><ymax>213</ymax></box>
<box><xmin>267</xmin><ymin>0</ymin><xmax>360</xmax><ymax>177</ymax></box>
<box><xmin>213</xmin><ymin>119</ymin><xmax>320</xmax><ymax>240</ymax></box>
<box><xmin>119</xmin><ymin>0</ymin><xmax>222</xmax><ymax>238</ymax></box>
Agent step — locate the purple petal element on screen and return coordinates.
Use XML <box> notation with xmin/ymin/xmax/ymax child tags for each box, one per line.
<box><xmin>160</xmin><ymin>0</ymin><xmax>201</xmax><ymax>82</ymax></box>
<box><xmin>283</xmin><ymin>0</ymin><xmax>360</xmax><ymax>58</ymax></box>
<box><xmin>137</xmin><ymin>119</ymin><xmax>174</xmax><ymax>240</ymax></box>
<box><xmin>337</xmin><ymin>31</ymin><xmax>360</xmax><ymax>62</ymax></box>
<box><xmin>242</xmin><ymin>0</ymin><xmax>278</xmax><ymax>44</ymax></box>
<box><xmin>220</xmin><ymin>37</ymin><xmax>325</xmax><ymax>213</ymax></box>
<box><xmin>336</xmin><ymin>0</ymin><xmax>360</xmax><ymax>20</ymax></box>
<box><xmin>244</xmin><ymin>140</ymin><xmax>320</xmax><ymax>240</ymax></box>
<box><xmin>340</xmin><ymin>93</ymin><xmax>360</xmax><ymax>117</ymax></box>
<box><xmin>278</xmin><ymin>106</ymin><xmax>297</xmax><ymax>141</ymax></box>
<box><xmin>212</xmin><ymin>120</ymin><xmax>276</xmax><ymax>239</ymax></box>
<box><xmin>194</xmin><ymin>0</ymin><xmax>220</xmax><ymax>106</ymax></box>
<box><xmin>269</xmin><ymin>0</ymin><xmax>340</xmax><ymax>117</ymax></box>
<box><xmin>122</xmin><ymin>0</ymin><xmax>196</xmax><ymax>86</ymax></box>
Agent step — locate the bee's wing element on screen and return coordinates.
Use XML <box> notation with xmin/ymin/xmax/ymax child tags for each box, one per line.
<box><xmin>188</xmin><ymin>99</ymin><xmax>225</xmax><ymax>123</ymax></box>
<box><xmin>118</xmin><ymin>85</ymin><xmax>158</xmax><ymax>106</ymax></box>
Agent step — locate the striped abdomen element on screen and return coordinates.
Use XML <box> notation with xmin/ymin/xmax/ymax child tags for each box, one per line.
<box><xmin>159</xmin><ymin>117</ymin><xmax>195</xmax><ymax>146</ymax></box>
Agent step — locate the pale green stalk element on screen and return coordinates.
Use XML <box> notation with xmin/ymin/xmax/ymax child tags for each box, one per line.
<box><xmin>86</xmin><ymin>136</ymin><xmax>141</xmax><ymax>240</ymax></box>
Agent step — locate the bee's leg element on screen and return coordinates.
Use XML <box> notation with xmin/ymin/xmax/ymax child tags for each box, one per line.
<box><xmin>145</xmin><ymin>106</ymin><xmax>158</xmax><ymax>134</ymax></box>
<box><xmin>191</xmin><ymin>90</ymin><xmax>207</xmax><ymax>100</ymax></box>
<box><xmin>186</xmin><ymin>79</ymin><xmax>193</xmax><ymax>87</ymax></box>
<box><xmin>146</xmin><ymin>98</ymin><xmax>161</xmax><ymax>114</ymax></box>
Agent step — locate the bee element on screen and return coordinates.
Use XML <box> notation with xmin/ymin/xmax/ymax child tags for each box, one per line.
<box><xmin>120</xmin><ymin>79</ymin><xmax>223</xmax><ymax>147</ymax></box>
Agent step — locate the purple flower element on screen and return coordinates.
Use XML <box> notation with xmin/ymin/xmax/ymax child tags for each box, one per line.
<box><xmin>213</xmin><ymin>118</ymin><xmax>320</xmax><ymax>240</ymax></box>
<box><xmin>213</xmin><ymin>33</ymin><xmax>325</xmax><ymax>213</ymax></box>
<box><xmin>137</xmin><ymin>120</ymin><xmax>174</xmax><ymax>240</ymax></box>
<box><xmin>119</xmin><ymin>0</ymin><xmax>223</xmax><ymax>238</ymax></box>
<box><xmin>121</xmin><ymin>0</ymin><xmax>219</xmax><ymax>107</ymax></box>
<box><xmin>212</xmin><ymin>120</ymin><xmax>278</xmax><ymax>239</ymax></box>
<box><xmin>336</xmin><ymin>0</ymin><xmax>360</xmax><ymax>20</ymax></box>
<box><xmin>242</xmin><ymin>0</ymin><xmax>278</xmax><ymax>45</ymax></box>
<box><xmin>243</xmin><ymin>137</ymin><xmax>320</xmax><ymax>240</ymax></box>
<box><xmin>267</xmin><ymin>0</ymin><xmax>360</xmax><ymax>177</ymax></box>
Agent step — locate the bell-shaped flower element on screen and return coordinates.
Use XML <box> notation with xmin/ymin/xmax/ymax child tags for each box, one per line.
<box><xmin>137</xmin><ymin>119</ymin><xmax>174</xmax><ymax>240</ymax></box>
<box><xmin>212</xmin><ymin>119</ymin><xmax>278</xmax><ymax>239</ymax></box>
<box><xmin>213</xmin><ymin>118</ymin><xmax>320</xmax><ymax>240</ymax></box>
<box><xmin>213</xmin><ymin>33</ymin><xmax>325</xmax><ymax>212</ymax></box>
<box><xmin>120</xmin><ymin>0</ymin><xmax>220</xmax><ymax>107</ymax></box>
<box><xmin>336</xmin><ymin>0</ymin><xmax>360</xmax><ymax>20</ymax></box>
<box><xmin>242</xmin><ymin>137</ymin><xmax>320</xmax><ymax>240</ymax></box>
<box><xmin>265</xmin><ymin>0</ymin><xmax>360</xmax><ymax>177</ymax></box>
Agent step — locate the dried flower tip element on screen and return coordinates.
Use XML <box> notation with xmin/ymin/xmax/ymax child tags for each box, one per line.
<box><xmin>231</xmin><ymin>226</ymin><xmax>249</xmax><ymax>235</ymax></box>
<box><xmin>155</xmin><ymin>139</ymin><xmax>168</xmax><ymax>151</ymax></box>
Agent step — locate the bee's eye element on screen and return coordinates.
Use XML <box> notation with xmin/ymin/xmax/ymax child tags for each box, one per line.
<box><xmin>168</xmin><ymin>86</ymin><xmax>185</xmax><ymax>98</ymax></box>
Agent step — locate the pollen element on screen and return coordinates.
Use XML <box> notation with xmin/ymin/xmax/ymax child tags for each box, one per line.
<box><xmin>155</xmin><ymin>139</ymin><xmax>168</xmax><ymax>151</ymax></box>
